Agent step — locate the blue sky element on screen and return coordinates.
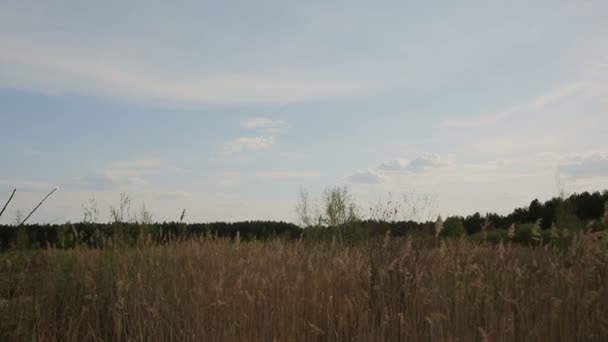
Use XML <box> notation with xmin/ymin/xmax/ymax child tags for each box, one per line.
<box><xmin>1</xmin><ymin>0</ymin><xmax>607</xmax><ymax>224</ymax></box>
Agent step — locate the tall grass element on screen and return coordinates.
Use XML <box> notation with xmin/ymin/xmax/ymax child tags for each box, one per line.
<box><xmin>0</xmin><ymin>235</ymin><xmax>606</xmax><ymax>341</ymax></box>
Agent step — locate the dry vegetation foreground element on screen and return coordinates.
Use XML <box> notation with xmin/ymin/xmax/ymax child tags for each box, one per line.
<box><xmin>0</xmin><ymin>236</ymin><xmax>607</xmax><ymax>341</ymax></box>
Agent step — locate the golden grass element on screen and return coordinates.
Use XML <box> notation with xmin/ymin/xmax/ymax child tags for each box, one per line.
<box><xmin>0</xmin><ymin>236</ymin><xmax>606</xmax><ymax>341</ymax></box>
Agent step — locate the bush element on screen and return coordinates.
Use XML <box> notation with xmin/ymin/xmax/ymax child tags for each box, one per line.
<box><xmin>512</xmin><ymin>223</ymin><xmax>542</xmax><ymax>245</ymax></box>
<box><xmin>440</xmin><ymin>217</ymin><xmax>466</xmax><ymax>238</ymax></box>
<box><xmin>469</xmin><ymin>229</ymin><xmax>509</xmax><ymax>244</ymax></box>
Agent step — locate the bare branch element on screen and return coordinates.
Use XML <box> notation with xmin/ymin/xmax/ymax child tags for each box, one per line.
<box><xmin>180</xmin><ymin>209</ymin><xmax>187</xmax><ymax>223</ymax></box>
<box><xmin>0</xmin><ymin>189</ymin><xmax>16</xmax><ymax>219</ymax></box>
<box><xmin>20</xmin><ymin>188</ymin><xmax>58</xmax><ymax>225</ymax></box>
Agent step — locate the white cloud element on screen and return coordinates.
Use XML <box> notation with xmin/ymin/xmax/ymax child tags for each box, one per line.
<box><xmin>153</xmin><ymin>191</ymin><xmax>193</xmax><ymax>200</ymax></box>
<box><xmin>527</xmin><ymin>82</ymin><xmax>587</xmax><ymax>109</ymax></box>
<box><xmin>221</xmin><ymin>136</ymin><xmax>275</xmax><ymax>155</ymax></box>
<box><xmin>407</xmin><ymin>153</ymin><xmax>447</xmax><ymax>173</ymax></box>
<box><xmin>442</xmin><ymin>82</ymin><xmax>587</xmax><ymax>128</ymax></box>
<box><xmin>350</xmin><ymin>154</ymin><xmax>556</xmax><ymax>194</ymax></box>
<box><xmin>68</xmin><ymin>158</ymin><xmax>189</xmax><ymax>192</ymax></box>
<box><xmin>378</xmin><ymin>158</ymin><xmax>410</xmax><ymax>172</ymax></box>
<box><xmin>567</xmin><ymin>176</ymin><xmax>608</xmax><ymax>194</ymax></box>
<box><xmin>73</xmin><ymin>170</ymin><xmax>147</xmax><ymax>191</ymax></box>
<box><xmin>378</xmin><ymin>154</ymin><xmax>447</xmax><ymax>174</ymax></box>
<box><xmin>242</xmin><ymin>118</ymin><xmax>289</xmax><ymax>133</ymax></box>
<box><xmin>256</xmin><ymin>171</ymin><xmax>320</xmax><ymax>180</ymax></box>
<box><xmin>559</xmin><ymin>152</ymin><xmax>608</xmax><ymax>179</ymax></box>
<box><xmin>346</xmin><ymin>169</ymin><xmax>386</xmax><ymax>184</ymax></box>
<box><xmin>348</xmin><ymin>153</ymin><xmax>448</xmax><ymax>186</ymax></box>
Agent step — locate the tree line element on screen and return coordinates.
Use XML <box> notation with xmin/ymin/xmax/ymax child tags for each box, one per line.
<box><xmin>0</xmin><ymin>188</ymin><xmax>606</xmax><ymax>249</ymax></box>
<box><xmin>460</xmin><ymin>190</ymin><xmax>608</xmax><ymax>234</ymax></box>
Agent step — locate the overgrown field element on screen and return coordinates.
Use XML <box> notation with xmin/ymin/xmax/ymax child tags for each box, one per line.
<box><xmin>1</xmin><ymin>235</ymin><xmax>607</xmax><ymax>341</ymax></box>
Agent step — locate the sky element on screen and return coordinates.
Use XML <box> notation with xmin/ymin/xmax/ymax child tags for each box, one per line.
<box><xmin>1</xmin><ymin>0</ymin><xmax>607</xmax><ymax>224</ymax></box>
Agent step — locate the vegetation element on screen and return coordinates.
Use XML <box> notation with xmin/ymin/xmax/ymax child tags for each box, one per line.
<box><xmin>439</xmin><ymin>216</ymin><xmax>466</xmax><ymax>238</ymax></box>
<box><xmin>0</xmin><ymin>221</ymin><xmax>303</xmax><ymax>250</ymax></box>
<box><xmin>461</xmin><ymin>190</ymin><xmax>608</xmax><ymax>232</ymax></box>
<box><xmin>0</xmin><ymin>188</ymin><xmax>607</xmax><ymax>340</ymax></box>
<box><xmin>0</xmin><ymin>189</ymin><xmax>607</xmax><ymax>249</ymax></box>
<box><xmin>1</xmin><ymin>235</ymin><xmax>607</xmax><ymax>341</ymax></box>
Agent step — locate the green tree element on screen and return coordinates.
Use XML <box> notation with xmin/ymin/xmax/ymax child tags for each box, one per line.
<box><xmin>440</xmin><ymin>216</ymin><xmax>466</xmax><ymax>238</ymax></box>
<box><xmin>321</xmin><ymin>186</ymin><xmax>358</xmax><ymax>227</ymax></box>
<box><xmin>296</xmin><ymin>185</ymin><xmax>359</xmax><ymax>228</ymax></box>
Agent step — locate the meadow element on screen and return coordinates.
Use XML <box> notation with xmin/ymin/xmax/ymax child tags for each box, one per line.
<box><xmin>0</xmin><ymin>233</ymin><xmax>607</xmax><ymax>341</ymax></box>
<box><xmin>1</xmin><ymin>188</ymin><xmax>607</xmax><ymax>341</ymax></box>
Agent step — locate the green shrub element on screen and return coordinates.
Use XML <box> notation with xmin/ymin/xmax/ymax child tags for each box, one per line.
<box><xmin>440</xmin><ymin>217</ymin><xmax>466</xmax><ymax>238</ymax></box>
<box><xmin>470</xmin><ymin>229</ymin><xmax>509</xmax><ymax>244</ymax></box>
<box><xmin>555</xmin><ymin>201</ymin><xmax>584</xmax><ymax>233</ymax></box>
<box><xmin>512</xmin><ymin>223</ymin><xmax>542</xmax><ymax>245</ymax></box>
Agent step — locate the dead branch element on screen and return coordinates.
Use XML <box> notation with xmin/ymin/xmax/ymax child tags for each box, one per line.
<box><xmin>20</xmin><ymin>188</ymin><xmax>58</xmax><ymax>226</ymax></box>
<box><xmin>0</xmin><ymin>189</ymin><xmax>16</xmax><ymax>219</ymax></box>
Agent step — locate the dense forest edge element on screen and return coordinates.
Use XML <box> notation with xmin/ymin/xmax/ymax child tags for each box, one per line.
<box><xmin>0</xmin><ymin>190</ymin><xmax>607</xmax><ymax>250</ymax></box>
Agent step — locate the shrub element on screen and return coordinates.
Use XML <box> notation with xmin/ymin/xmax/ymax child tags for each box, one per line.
<box><xmin>469</xmin><ymin>229</ymin><xmax>509</xmax><ymax>244</ymax></box>
<box><xmin>440</xmin><ymin>217</ymin><xmax>466</xmax><ymax>238</ymax></box>
<box><xmin>512</xmin><ymin>223</ymin><xmax>542</xmax><ymax>245</ymax></box>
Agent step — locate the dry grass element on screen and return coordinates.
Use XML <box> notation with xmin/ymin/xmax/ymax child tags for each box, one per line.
<box><xmin>0</xmin><ymin>235</ymin><xmax>607</xmax><ymax>341</ymax></box>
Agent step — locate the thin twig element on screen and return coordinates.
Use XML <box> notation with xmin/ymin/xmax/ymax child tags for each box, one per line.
<box><xmin>0</xmin><ymin>189</ymin><xmax>16</xmax><ymax>219</ymax></box>
<box><xmin>20</xmin><ymin>188</ymin><xmax>58</xmax><ymax>226</ymax></box>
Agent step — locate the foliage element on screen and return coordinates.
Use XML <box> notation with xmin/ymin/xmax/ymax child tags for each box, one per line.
<box><xmin>511</xmin><ymin>223</ymin><xmax>542</xmax><ymax>245</ymax></box>
<box><xmin>321</xmin><ymin>186</ymin><xmax>359</xmax><ymax>227</ymax></box>
<box><xmin>296</xmin><ymin>185</ymin><xmax>359</xmax><ymax>228</ymax></box>
<box><xmin>460</xmin><ymin>191</ymin><xmax>608</xmax><ymax>232</ymax></box>
<box><xmin>439</xmin><ymin>216</ymin><xmax>466</xmax><ymax>238</ymax></box>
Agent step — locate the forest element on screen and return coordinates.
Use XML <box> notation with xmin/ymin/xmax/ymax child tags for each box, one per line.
<box><xmin>0</xmin><ymin>189</ymin><xmax>606</xmax><ymax>249</ymax></box>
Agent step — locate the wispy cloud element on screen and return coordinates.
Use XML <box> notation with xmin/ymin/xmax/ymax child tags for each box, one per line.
<box><xmin>442</xmin><ymin>82</ymin><xmax>587</xmax><ymax>128</ymax></box>
<box><xmin>347</xmin><ymin>153</ymin><xmax>451</xmax><ymax>186</ymax></box>
<box><xmin>256</xmin><ymin>171</ymin><xmax>320</xmax><ymax>180</ymax></box>
<box><xmin>377</xmin><ymin>158</ymin><xmax>410</xmax><ymax>172</ymax></box>
<box><xmin>407</xmin><ymin>154</ymin><xmax>448</xmax><ymax>173</ymax></box>
<box><xmin>241</xmin><ymin>118</ymin><xmax>289</xmax><ymax>133</ymax></box>
<box><xmin>152</xmin><ymin>190</ymin><xmax>193</xmax><ymax>200</ymax></box>
<box><xmin>221</xmin><ymin>136</ymin><xmax>275</xmax><ymax>155</ymax></box>
<box><xmin>527</xmin><ymin>82</ymin><xmax>587</xmax><ymax>109</ymax></box>
<box><xmin>559</xmin><ymin>152</ymin><xmax>608</xmax><ymax>179</ymax></box>
<box><xmin>346</xmin><ymin>169</ymin><xmax>386</xmax><ymax>184</ymax></box>
<box><xmin>108</xmin><ymin>159</ymin><xmax>167</xmax><ymax>170</ymax></box>
<box><xmin>378</xmin><ymin>153</ymin><xmax>447</xmax><ymax>174</ymax></box>
<box><xmin>0</xmin><ymin>33</ymin><xmax>378</xmax><ymax>106</ymax></box>
<box><xmin>72</xmin><ymin>170</ymin><xmax>147</xmax><ymax>191</ymax></box>
<box><xmin>69</xmin><ymin>158</ymin><xmax>187</xmax><ymax>191</ymax></box>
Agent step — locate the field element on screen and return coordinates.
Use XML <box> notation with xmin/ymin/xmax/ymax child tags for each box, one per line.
<box><xmin>1</xmin><ymin>235</ymin><xmax>606</xmax><ymax>341</ymax></box>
